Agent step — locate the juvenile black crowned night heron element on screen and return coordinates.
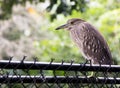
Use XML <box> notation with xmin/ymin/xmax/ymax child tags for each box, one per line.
<box><xmin>56</xmin><ymin>18</ymin><xmax>113</xmax><ymax>65</ymax></box>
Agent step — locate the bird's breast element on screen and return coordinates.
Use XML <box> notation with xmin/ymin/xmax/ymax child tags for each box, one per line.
<box><xmin>70</xmin><ymin>30</ymin><xmax>82</xmax><ymax>43</ymax></box>
<box><xmin>70</xmin><ymin>29</ymin><xmax>86</xmax><ymax>49</ymax></box>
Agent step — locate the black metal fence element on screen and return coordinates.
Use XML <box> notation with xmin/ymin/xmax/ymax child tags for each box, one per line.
<box><xmin>0</xmin><ymin>57</ymin><xmax>120</xmax><ymax>88</ymax></box>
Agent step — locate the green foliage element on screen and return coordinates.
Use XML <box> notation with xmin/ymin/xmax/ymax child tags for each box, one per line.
<box><xmin>47</xmin><ymin>0</ymin><xmax>87</xmax><ymax>20</ymax></box>
<box><xmin>0</xmin><ymin>0</ymin><xmax>87</xmax><ymax>20</ymax></box>
<box><xmin>36</xmin><ymin>35</ymin><xmax>83</xmax><ymax>62</ymax></box>
<box><xmin>0</xmin><ymin>0</ymin><xmax>26</xmax><ymax>19</ymax></box>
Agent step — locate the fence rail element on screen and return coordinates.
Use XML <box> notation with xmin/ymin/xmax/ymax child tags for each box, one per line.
<box><xmin>0</xmin><ymin>60</ymin><xmax>119</xmax><ymax>72</ymax></box>
<box><xmin>0</xmin><ymin>58</ymin><xmax>119</xmax><ymax>88</ymax></box>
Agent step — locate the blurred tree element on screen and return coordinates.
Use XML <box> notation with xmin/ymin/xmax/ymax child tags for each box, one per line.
<box><xmin>47</xmin><ymin>0</ymin><xmax>87</xmax><ymax>20</ymax></box>
<box><xmin>0</xmin><ymin>0</ymin><xmax>87</xmax><ymax>20</ymax></box>
<box><xmin>0</xmin><ymin>3</ymin><xmax>50</xmax><ymax>60</ymax></box>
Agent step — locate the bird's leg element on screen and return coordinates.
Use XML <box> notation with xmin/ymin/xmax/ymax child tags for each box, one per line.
<box><xmin>81</xmin><ymin>71</ymin><xmax>95</xmax><ymax>78</ymax></box>
<box><xmin>80</xmin><ymin>59</ymin><xmax>89</xmax><ymax>76</ymax></box>
<box><xmin>87</xmin><ymin>60</ymin><xmax>95</xmax><ymax>77</ymax></box>
<box><xmin>81</xmin><ymin>60</ymin><xmax>94</xmax><ymax>77</ymax></box>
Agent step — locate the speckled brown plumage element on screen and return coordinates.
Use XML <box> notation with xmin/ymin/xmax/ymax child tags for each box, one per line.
<box><xmin>56</xmin><ymin>18</ymin><xmax>113</xmax><ymax>65</ymax></box>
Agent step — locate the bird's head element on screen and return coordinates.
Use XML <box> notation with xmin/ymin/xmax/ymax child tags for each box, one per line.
<box><xmin>55</xmin><ymin>18</ymin><xmax>85</xmax><ymax>31</ymax></box>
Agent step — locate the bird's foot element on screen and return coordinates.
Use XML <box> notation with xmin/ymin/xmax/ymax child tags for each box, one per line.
<box><xmin>87</xmin><ymin>71</ymin><xmax>95</xmax><ymax>78</ymax></box>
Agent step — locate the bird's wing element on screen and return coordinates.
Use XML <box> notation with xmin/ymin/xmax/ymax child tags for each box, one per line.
<box><xmin>80</xmin><ymin>22</ymin><xmax>113</xmax><ymax>64</ymax></box>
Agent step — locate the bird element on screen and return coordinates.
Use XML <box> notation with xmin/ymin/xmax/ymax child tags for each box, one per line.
<box><xmin>55</xmin><ymin>18</ymin><xmax>113</xmax><ymax>65</ymax></box>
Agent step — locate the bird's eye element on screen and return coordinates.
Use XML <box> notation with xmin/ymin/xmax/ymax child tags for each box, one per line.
<box><xmin>70</xmin><ymin>21</ymin><xmax>74</xmax><ymax>24</ymax></box>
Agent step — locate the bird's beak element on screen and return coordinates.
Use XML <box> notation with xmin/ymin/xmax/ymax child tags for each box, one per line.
<box><xmin>55</xmin><ymin>24</ymin><xmax>68</xmax><ymax>30</ymax></box>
